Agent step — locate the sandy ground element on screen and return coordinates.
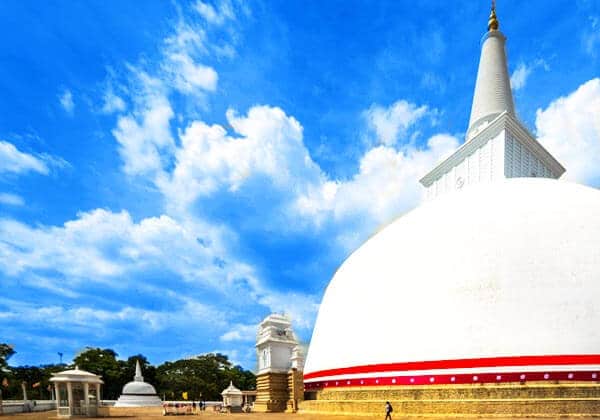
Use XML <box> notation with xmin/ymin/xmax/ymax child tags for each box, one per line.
<box><xmin>1</xmin><ymin>410</ymin><xmax>595</xmax><ymax>420</ymax></box>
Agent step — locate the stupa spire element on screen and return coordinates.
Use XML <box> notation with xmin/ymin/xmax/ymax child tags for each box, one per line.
<box><xmin>134</xmin><ymin>360</ymin><xmax>144</xmax><ymax>382</ymax></box>
<box><xmin>467</xmin><ymin>0</ymin><xmax>514</xmax><ymax>139</ymax></box>
<box><xmin>488</xmin><ymin>0</ymin><xmax>499</xmax><ymax>31</ymax></box>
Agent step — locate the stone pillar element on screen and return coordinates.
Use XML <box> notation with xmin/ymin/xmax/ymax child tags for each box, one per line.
<box><xmin>21</xmin><ymin>381</ymin><xmax>28</xmax><ymax>401</ymax></box>
<box><xmin>84</xmin><ymin>383</ymin><xmax>89</xmax><ymax>416</ymax></box>
<box><xmin>67</xmin><ymin>382</ymin><xmax>73</xmax><ymax>416</ymax></box>
<box><xmin>54</xmin><ymin>383</ymin><xmax>59</xmax><ymax>415</ymax></box>
<box><xmin>96</xmin><ymin>383</ymin><xmax>101</xmax><ymax>403</ymax></box>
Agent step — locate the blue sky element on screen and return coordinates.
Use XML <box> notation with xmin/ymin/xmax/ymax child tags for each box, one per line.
<box><xmin>1</xmin><ymin>0</ymin><xmax>599</xmax><ymax>370</ymax></box>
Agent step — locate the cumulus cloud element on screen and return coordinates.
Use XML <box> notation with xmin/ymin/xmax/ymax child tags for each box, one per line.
<box><xmin>112</xmin><ymin>79</ymin><xmax>175</xmax><ymax>176</ymax></box>
<box><xmin>0</xmin><ymin>208</ymin><xmax>234</xmax><ymax>285</ymax></box>
<box><xmin>161</xmin><ymin>105</ymin><xmax>321</xmax><ymax>209</ymax></box>
<box><xmin>536</xmin><ymin>78</ymin><xmax>600</xmax><ymax>185</ymax></box>
<box><xmin>0</xmin><ymin>140</ymin><xmax>49</xmax><ymax>175</ymax></box>
<box><xmin>364</xmin><ymin>100</ymin><xmax>429</xmax><ymax>145</ymax></box>
<box><xmin>111</xmin><ymin>18</ymin><xmax>222</xmax><ymax>177</ymax></box>
<box><xmin>0</xmin><ymin>207</ymin><xmax>318</xmax><ymax>336</ymax></box>
<box><xmin>295</xmin><ymin>134</ymin><xmax>459</xmax><ymax>231</ymax></box>
<box><xmin>59</xmin><ymin>89</ymin><xmax>75</xmax><ymax>114</ymax></box>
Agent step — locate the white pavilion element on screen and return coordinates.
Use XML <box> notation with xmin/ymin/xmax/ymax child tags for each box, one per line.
<box><xmin>49</xmin><ymin>366</ymin><xmax>103</xmax><ymax>417</ymax></box>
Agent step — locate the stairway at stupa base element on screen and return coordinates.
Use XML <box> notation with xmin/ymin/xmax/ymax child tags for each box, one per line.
<box><xmin>298</xmin><ymin>383</ymin><xmax>600</xmax><ymax>417</ymax></box>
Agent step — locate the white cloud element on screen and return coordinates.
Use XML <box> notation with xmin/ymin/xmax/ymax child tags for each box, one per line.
<box><xmin>536</xmin><ymin>78</ymin><xmax>600</xmax><ymax>185</ymax></box>
<box><xmin>510</xmin><ymin>60</ymin><xmax>548</xmax><ymax>91</ymax></box>
<box><xmin>510</xmin><ymin>63</ymin><xmax>532</xmax><ymax>91</ymax></box>
<box><xmin>0</xmin><ymin>140</ymin><xmax>49</xmax><ymax>175</ymax></box>
<box><xmin>159</xmin><ymin>105</ymin><xmax>325</xmax><ymax>220</ymax></box>
<box><xmin>119</xmin><ymin>94</ymin><xmax>457</xmax><ymax>240</ymax></box>
<box><xmin>295</xmin><ymin>134</ymin><xmax>459</xmax><ymax>233</ymax></box>
<box><xmin>0</xmin><ymin>208</ymin><xmax>239</xmax><ymax>287</ymax></box>
<box><xmin>112</xmin><ymin>80</ymin><xmax>175</xmax><ymax>176</ymax></box>
<box><xmin>0</xmin><ymin>206</ymin><xmax>318</xmax><ymax>334</ymax></box>
<box><xmin>364</xmin><ymin>100</ymin><xmax>428</xmax><ymax>145</ymax></box>
<box><xmin>0</xmin><ymin>193</ymin><xmax>24</xmax><ymax>206</ymax></box>
<box><xmin>257</xmin><ymin>292</ymin><xmax>320</xmax><ymax>331</ymax></box>
<box><xmin>101</xmin><ymin>91</ymin><xmax>126</xmax><ymax>114</ymax></box>
<box><xmin>111</xmin><ymin>19</ymin><xmax>221</xmax><ymax>178</ymax></box>
<box><xmin>0</xmin><ymin>296</ymin><xmax>224</xmax><ymax>336</ymax></box>
<box><xmin>165</xmin><ymin>52</ymin><xmax>218</xmax><ymax>93</ymax></box>
<box><xmin>161</xmin><ymin>20</ymin><xmax>219</xmax><ymax>95</ymax></box>
<box><xmin>220</xmin><ymin>323</ymin><xmax>257</xmax><ymax>342</ymax></box>
<box><xmin>195</xmin><ymin>0</ymin><xmax>235</xmax><ymax>26</ymax></box>
<box><xmin>582</xmin><ymin>16</ymin><xmax>600</xmax><ymax>58</ymax></box>
<box><xmin>59</xmin><ymin>89</ymin><xmax>74</xmax><ymax>114</ymax></box>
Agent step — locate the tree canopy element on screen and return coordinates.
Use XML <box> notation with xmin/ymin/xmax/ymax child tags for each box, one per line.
<box><xmin>0</xmin><ymin>344</ymin><xmax>255</xmax><ymax>401</ymax></box>
<box><xmin>0</xmin><ymin>344</ymin><xmax>15</xmax><ymax>370</ymax></box>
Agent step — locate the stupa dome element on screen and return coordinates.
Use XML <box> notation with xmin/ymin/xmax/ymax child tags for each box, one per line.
<box><xmin>304</xmin><ymin>178</ymin><xmax>600</xmax><ymax>385</ymax></box>
<box><xmin>114</xmin><ymin>361</ymin><xmax>162</xmax><ymax>407</ymax></box>
<box><xmin>121</xmin><ymin>380</ymin><xmax>158</xmax><ymax>395</ymax></box>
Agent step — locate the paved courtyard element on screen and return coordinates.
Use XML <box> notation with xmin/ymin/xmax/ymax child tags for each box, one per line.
<box><xmin>1</xmin><ymin>411</ymin><xmax>596</xmax><ymax>420</ymax></box>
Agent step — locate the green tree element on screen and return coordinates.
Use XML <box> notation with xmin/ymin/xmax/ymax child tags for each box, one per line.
<box><xmin>123</xmin><ymin>354</ymin><xmax>156</xmax><ymax>384</ymax></box>
<box><xmin>0</xmin><ymin>344</ymin><xmax>15</xmax><ymax>370</ymax></box>
<box><xmin>155</xmin><ymin>353</ymin><xmax>255</xmax><ymax>401</ymax></box>
<box><xmin>0</xmin><ymin>344</ymin><xmax>15</xmax><ymax>399</ymax></box>
<box><xmin>73</xmin><ymin>348</ymin><xmax>125</xmax><ymax>399</ymax></box>
<box><xmin>11</xmin><ymin>365</ymin><xmax>57</xmax><ymax>400</ymax></box>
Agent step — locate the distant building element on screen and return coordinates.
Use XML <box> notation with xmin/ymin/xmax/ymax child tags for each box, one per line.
<box><xmin>254</xmin><ymin>314</ymin><xmax>304</xmax><ymax>412</ymax></box>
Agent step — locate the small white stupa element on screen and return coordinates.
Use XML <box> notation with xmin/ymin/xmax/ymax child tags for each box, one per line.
<box><xmin>114</xmin><ymin>361</ymin><xmax>162</xmax><ymax>407</ymax></box>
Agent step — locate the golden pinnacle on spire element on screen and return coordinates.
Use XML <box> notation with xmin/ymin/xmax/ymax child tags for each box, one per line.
<box><xmin>488</xmin><ymin>0</ymin><xmax>499</xmax><ymax>31</ymax></box>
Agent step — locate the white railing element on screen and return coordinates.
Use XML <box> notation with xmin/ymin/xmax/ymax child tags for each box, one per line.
<box><xmin>1</xmin><ymin>400</ymin><xmax>57</xmax><ymax>414</ymax></box>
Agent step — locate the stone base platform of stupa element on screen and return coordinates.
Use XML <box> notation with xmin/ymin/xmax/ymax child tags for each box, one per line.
<box><xmin>97</xmin><ymin>406</ymin><xmax>163</xmax><ymax>417</ymax></box>
<box><xmin>298</xmin><ymin>382</ymin><xmax>600</xmax><ymax>417</ymax></box>
<box><xmin>253</xmin><ymin>372</ymin><xmax>291</xmax><ymax>412</ymax></box>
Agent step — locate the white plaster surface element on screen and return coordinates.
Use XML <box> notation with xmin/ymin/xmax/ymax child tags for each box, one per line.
<box><xmin>468</xmin><ymin>31</ymin><xmax>514</xmax><ymax>137</ymax></box>
<box><xmin>256</xmin><ymin>314</ymin><xmax>299</xmax><ymax>374</ymax></box>
<box><xmin>304</xmin><ymin>178</ymin><xmax>600</xmax><ymax>377</ymax></box>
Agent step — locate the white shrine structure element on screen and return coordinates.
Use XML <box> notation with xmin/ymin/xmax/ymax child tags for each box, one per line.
<box><xmin>254</xmin><ymin>314</ymin><xmax>304</xmax><ymax>412</ymax></box>
<box><xmin>114</xmin><ymin>360</ymin><xmax>162</xmax><ymax>407</ymax></box>
<box><xmin>49</xmin><ymin>367</ymin><xmax>103</xmax><ymax>417</ymax></box>
<box><xmin>300</xmin><ymin>3</ymin><xmax>600</xmax><ymax>417</ymax></box>
<box><xmin>221</xmin><ymin>381</ymin><xmax>243</xmax><ymax>412</ymax></box>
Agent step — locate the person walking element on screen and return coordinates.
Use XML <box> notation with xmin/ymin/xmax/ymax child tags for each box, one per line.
<box><xmin>385</xmin><ymin>401</ymin><xmax>393</xmax><ymax>420</ymax></box>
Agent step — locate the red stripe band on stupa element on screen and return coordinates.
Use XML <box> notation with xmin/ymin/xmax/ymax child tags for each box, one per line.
<box><xmin>303</xmin><ymin>354</ymin><xmax>600</xmax><ymax>380</ymax></box>
<box><xmin>303</xmin><ymin>370</ymin><xmax>600</xmax><ymax>389</ymax></box>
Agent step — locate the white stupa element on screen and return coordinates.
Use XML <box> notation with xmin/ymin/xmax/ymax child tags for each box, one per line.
<box><xmin>114</xmin><ymin>361</ymin><xmax>162</xmax><ymax>407</ymax></box>
<box><xmin>301</xmin><ymin>2</ymin><xmax>600</xmax><ymax>417</ymax></box>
